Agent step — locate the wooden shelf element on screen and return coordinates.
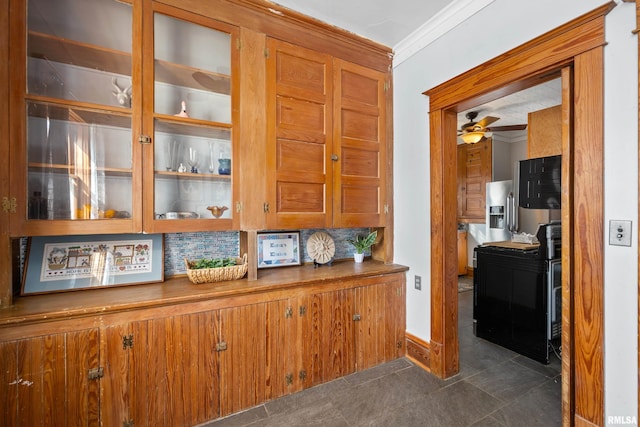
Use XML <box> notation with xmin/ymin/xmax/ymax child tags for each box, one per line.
<box><xmin>29</xmin><ymin>31</ymin><xmax>132</xmax><ymax>76</ymax></box>
<box><xmin>155</xmin><ymin>115</ymin><xmax>231</xmax><ymax>139</ymax></box>
<box><xmin>28</xmin><ymin>162</ymin><xmax>132</xmax><ymax>177</ymax></box>
<box><xmin>28</xmin><ymin>31</ymin><xmax>231</xmax><ymax>96</ymax></box>
<box><xmin>28</xmin><ymin>99</ymin><xmax>132</xmax><ymax>129</ymax></box>
<box><xmin>155</xmin><ymin>60</ymin><xmax>231</xmax><ymax>95</ymax></box>
<box><xmin>155</xmin><ymin>170</ymin><xmax>231</xmax><ymax>181</ymax></box>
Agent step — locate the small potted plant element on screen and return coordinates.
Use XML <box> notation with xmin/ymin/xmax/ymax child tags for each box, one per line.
<box><xmin>347</xmin><ymin>230</ymin><xmax>377</xmax><ymax>263</ymax></box>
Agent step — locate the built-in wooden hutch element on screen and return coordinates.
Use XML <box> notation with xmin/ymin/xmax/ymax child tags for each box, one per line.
<box><xmin>0</xmin><ymin>0</ymin><xmax>404</xmax><ymax>424</ymax></box>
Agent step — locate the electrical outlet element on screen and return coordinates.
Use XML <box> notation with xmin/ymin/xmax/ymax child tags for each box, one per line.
<box><xmin>414</xmin><ymin>275</ymin><xmax>422</xmax><ymax>290</ymax></box>
<box><xmin>609</xmin><ymin>220</ymin><xmax>632</xmax><ymax>247</ymax></box>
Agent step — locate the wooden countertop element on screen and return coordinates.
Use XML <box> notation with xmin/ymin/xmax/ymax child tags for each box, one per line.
<box><xmin>0</xmin><ymin>260</ymin><xmax>408</xmax><ymax>327</ymax></box>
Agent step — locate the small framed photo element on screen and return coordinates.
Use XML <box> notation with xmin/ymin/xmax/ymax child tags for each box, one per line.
<box><xmin>257</xmin><ymin>231</ymin><xmax>301</xmax><ymax>268</ymax></box>
<box><xmin>22</xmin><ymin>234</ymin><xmax>164</xmax><ymax>295</ymax></box>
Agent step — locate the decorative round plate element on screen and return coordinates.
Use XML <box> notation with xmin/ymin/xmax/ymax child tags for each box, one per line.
<box><xmin>306</xmin><ymin>231</ymin><xmax>335</xmax><ymax>264</ymax></box>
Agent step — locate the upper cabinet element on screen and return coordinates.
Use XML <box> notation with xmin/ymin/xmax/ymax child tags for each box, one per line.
<box><xmin>9</xmin><ymin>0</ymin><xmax>239</xmax><ymax>236</ymax></box>
<box><xmin>457</xmin><ymin>139</ymin><xmax>492</xmax><ymax>222</ymax></box>
<box><xmin>265</xmin><ymin>39</ymin><xmax>388</xmax><ymax>230</ymax></box>
<box><xmin>527</xmin><ymin>105</ymin><xmax>561</xmax><ymax>159</ymax></box>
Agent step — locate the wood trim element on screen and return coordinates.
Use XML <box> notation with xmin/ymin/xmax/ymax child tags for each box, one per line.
<box><xmin>157</xmin><ymin>0</ymin><xmax>392</xmax><ymax>72</ymax></box>
<box><xmin>560</xmin><ymin>65</ymin><xmax>575</xmax><ymax>427</ymax></box>
<box><xmin>426</xmin><ymin>4</ymin><xmax>611</xmax><ymax>426</ymax></box>
<box><xmin>0</xmin><ymin>0</ymin><xmax>9</xmax><ymax>307</ymax></box>
<box><xmin>405</xmin><ymin>332</ymin><xmax>430</xmax><ymax>372</ymax></box>
<box><xmin>636</xmin><ymin>0</ymin><xmax>640</xmax><ymax>421</ymax></box>
<box><xmin>425</xmin><ymin>2</ymin><xmax>615</xmax><ymax>111</ymax></box>
<box><xmin>428</xmin><ymin>108</ymin><xmax>459</xmax><ymax>378</ymax></box>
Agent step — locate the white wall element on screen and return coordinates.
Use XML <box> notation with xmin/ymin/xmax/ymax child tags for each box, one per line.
<box><xmin>393</xmin><ymin>0</ymin><xmax>638</xmax><ymax>421</ymax></box>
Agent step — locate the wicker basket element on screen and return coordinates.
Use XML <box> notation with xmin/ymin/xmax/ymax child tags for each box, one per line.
<box><xmin>184</xmin><ymin>253</ymin><xmax>248</xmax><ymax>284</ymax></box>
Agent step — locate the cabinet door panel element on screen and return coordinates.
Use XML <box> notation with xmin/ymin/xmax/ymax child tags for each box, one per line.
<box><xmin>333</xmin><ymin>59</ymin><xmax>386</xmax><ymax>227</ymax></box>
<box><xmin>355</xmin><ymin>278</ymin><xmax>405</xmax><ymax>371</ymax></box>
<box><xmin>0</xmin><ymin>328</ymin><xmax>99</xmax><ymax>426</ymax></box>
<box><xmin>219</xmin><ymin>304</ymin><xmax>267</xmax><ymax>417</ymax></box>
<box><xmin>318</xmin><ymin>288</ymin><xmax>356</xmax><ymax>381</ymax></box>
<box><xmin>266</xmin><ymin>39</ymin><xmax>332</xmax><ymax>229</ymax></box>
<box><xmin>129</xmin><ymin>312</ymin><xmax>220</xmax><ymax>427</ymax></box>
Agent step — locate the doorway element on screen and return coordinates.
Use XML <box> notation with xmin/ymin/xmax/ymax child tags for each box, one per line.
<box><xmin>424</xmin><ymin>4</ymin><xmax>612</xmax><ymax>425</ymax></box>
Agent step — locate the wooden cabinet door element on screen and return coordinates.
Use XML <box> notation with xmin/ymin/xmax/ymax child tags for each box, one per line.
<box><xmin>0</xmin><ymin>328</ymin><xmax>100</xmax><ymax>426</ymax></box>
<box><xmin>527</xmin><ymin>105</ymin><xmax>562</xmax><ymax>158</ymax></box>
<box><xmin>457</xmin><ymin>139</ymin><xmax>492</xmax><ymax>222</ymax></box>
<box><xmin>266</xmin><ymin>39</ymin><xmax>333</xmax><ymax>229</ymax></box>
<box><xmin>102</xmin><ymin>313</ymin><xmax>221</xmax><ymax>427</ymax></box>
<box><xmin>354</xmin><ymin>276</ymin><xmax>405</xmax><ymax>371</ymax></box>
<box><xmin>218</xmin><ymin>303</ymin><xmax>267</xmax><ymax>417</ymax></box>
<box><xmin>333</xmin><ymin>59</ymin><xmax>387</xmax><ymax>228</ymax></box>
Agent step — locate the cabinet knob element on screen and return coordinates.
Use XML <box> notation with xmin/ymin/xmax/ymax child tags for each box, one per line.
<box><xmin>331</xmin><ymin>154</ymin><xmax>339</xmax><ymax>161</ymax></box>
<box><xmin>353</xmin><ymin>313</ymin><xmax>361</xmax><ymax>321</ymax></box>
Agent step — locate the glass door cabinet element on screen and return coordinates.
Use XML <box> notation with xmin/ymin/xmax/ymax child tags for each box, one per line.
<box><xmin>10</xmin><ymin>0</ymin><xmax>239</xmax><ymax>236</ymax></box>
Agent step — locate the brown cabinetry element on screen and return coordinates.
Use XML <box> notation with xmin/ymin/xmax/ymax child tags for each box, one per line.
<box><xmin>1</xmin><ymin>266</ymin><xmax>406</xmax><ymax>426</ymax></box>
<box><xmin>266</xmin><ymin>39</ymin><xmax>388</xmax><ymax>229</ymax></box>
<box><xmin>0</xmin><ymin>328</ymin><xmax>100</xmax><ymax>425</ymax></box>
<box><xmin>9</xmin><ymin>0</ymin><xmax>240</xmax><ymax>237</ymax></box>
<box><xmin>527</xmin><ymin>105</ymin><xmax>562</xmax><ymax>158</ymax></box>
<box><xmin>457</xmin><ymin>139</ymin><xmax>492</xmax><ymax>222</ymax></box>
<box><xmin>458</xmin><ymin>230</ymin><xmax>468</xmax><ymax>275</ymax></box>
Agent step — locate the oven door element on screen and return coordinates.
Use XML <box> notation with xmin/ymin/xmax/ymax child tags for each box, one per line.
<box><xmin>547</xmin><ymin>259</ymin><xmax>562</xmax><ymax>340</ymax></box>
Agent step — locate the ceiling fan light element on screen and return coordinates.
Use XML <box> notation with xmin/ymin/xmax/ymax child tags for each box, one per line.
<box><xmin>461</xmin><ymin>131</ymin><xmax>484</xmax><ymax>144</ymax></box>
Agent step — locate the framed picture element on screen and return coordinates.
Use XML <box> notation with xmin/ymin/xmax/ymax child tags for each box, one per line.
<box><xmin>22</xmin><ymin>234</ymin><xmax>164</xmax><ymax>295</ymax></box>
<box><xmin>257</xmin><ymin>231</ymin><xmax>301</xmax><ymax>268</ymax></box>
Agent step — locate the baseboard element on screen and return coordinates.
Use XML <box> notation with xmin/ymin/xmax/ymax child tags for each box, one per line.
<box><xmin>405</xmin><ymin>332</ymin><xmax>430</xmax><ymax>372</ymax></box>
<box><xmin>465</xmin><ymin>267</ymin><xmax>474</xmax><ymax>277</ymax></box>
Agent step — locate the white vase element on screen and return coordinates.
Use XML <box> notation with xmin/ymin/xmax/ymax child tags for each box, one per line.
<box><xmin>354</xmin><ymin>253</ymin><xmax>365</xmax><ymax>263</ymax></box>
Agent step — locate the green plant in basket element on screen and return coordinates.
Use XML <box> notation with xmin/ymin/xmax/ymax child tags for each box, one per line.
<box><xmin>347</xmin><ymin>230</ymin><xmax>378</xmax><ymax>254</ymax></box>
<box><xmin>192</xmin><ymin>257</ymin><xmax>237</xmax><ymax>269</ymax></box>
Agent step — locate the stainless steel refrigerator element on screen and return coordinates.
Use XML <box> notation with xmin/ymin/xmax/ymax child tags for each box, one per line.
<box><xmin>485</xmin><ymin>174</ymin><xmax>557</xmax><ymax>243</ymax></box>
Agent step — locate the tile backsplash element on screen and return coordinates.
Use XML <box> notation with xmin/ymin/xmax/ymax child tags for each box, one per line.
<box><xmin>18</xmin><ymin>228</ymin><xmax>373</xmax><ymax>280</ymax></box>
<box><xmin>166</xmin><ymin>228</ymin><xmax>371</xmax><ymax>276</ymax></box>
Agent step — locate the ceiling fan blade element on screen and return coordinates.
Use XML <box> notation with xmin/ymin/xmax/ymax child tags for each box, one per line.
<box><xmin>486</xmin><ymin>124</ymin><xmax>528</xmax><ymax>132</ymax></box>
<box><xmin>476</xmin><ymin>116</ymin><xmax>500</xmax><ymax>128</ymax></box>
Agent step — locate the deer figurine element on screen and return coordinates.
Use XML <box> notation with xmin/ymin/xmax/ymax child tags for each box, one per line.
<box><xmin>111</xmin><ymin>77</ymin><xmax>132</xmax><ymax>107</ymax></box>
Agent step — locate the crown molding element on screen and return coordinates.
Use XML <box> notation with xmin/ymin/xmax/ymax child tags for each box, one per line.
<box><xmin>392</xmin><ymin>0</ymin><xmax>496</xmax><ymax>67</ymax></box>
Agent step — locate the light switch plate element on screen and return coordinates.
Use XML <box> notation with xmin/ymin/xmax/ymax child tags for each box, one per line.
<box><xmin>609</xmin><ymin>220</ymin><xmax>632</xmax><ymax>247</ymax></box>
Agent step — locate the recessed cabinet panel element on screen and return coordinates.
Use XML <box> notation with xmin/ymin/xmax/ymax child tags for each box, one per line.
<box><xmin>276</xmin><ymin>53</ymin><xmax>327</xmax><ymax>96</ymax></box>
<box><xmin>277</xmin><ymin>139</ymin><xmax>325</xmax><ymax>174</ymax></box>
<box><xmin>277</xmin><ymin>182</ymin><xmax>325</xmax><ymax>213</ymax></box>
<box><xmin>276</xmin><ymin>97</ymin><xmax>326</xmax><ymax>142</ymax></box>
<box><xmin>342</xmin><ymin>147</ymin><xmax>378</xmax><ymax>178</ymax></box>
<box><xmin>341</xmin><ymin>186</ymin><xmax>379</xmax><ymax>214</ymax></box>
<box><xmin>341</xmin><ymin>110</ymin><xmax>378</xmax><ymax>142</ymax></box>
<box><xmin>340</xmin><ymin>70</ymin><xmax>378</xmax><ymax>106</ymax></box>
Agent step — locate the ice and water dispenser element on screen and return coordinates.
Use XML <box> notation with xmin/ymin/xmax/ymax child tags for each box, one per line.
<box><xmin>488</xmin><ymin>205</ymin><xmax>505</xmax><ymax>230</ymax></box>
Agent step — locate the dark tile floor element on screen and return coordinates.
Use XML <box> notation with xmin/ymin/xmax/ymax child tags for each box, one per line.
<box><xmin>202</xmin><ymin>287</ymin><xmax>562</xmax><ymax>427</ymax></box>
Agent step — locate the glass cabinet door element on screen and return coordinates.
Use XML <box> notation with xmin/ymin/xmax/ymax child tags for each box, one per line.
<box><xmin>23</xmin><ymin>0</ymin><xmax>135</xmax><ymax>231</ymax></box>
<box><xmin>147</xmin><ymin>11</ymin><xmax>237</xmax><ymax>231</ymax></box>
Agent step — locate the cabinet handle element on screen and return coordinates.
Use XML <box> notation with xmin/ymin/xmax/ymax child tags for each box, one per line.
<box><xmin>138</xmin><ymin>135</ymin><xmax>152</xmax><ymax>144</ymax></box>
<box><xmin>216</xmin><ymin>341</ymin><xmax>228</xmax><ymax>352</ymax></box>
<box><xmin>353</xmin><ymin>313</ymin><xmax>361</xmax><ymax>321</ymax></box>
<box><xmin>263</xmin><ymin>202</ymin><xmax>270</xmax><ymax>213</ymax></box>
<box><xmin>331</xmin><ymin>154</ymin><xmax>339</xmax><ymax>161</ymax></box>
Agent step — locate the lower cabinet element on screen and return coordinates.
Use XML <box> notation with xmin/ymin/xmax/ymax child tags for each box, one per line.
<box><xmin>0</xmin><ymin>271</ymin><xmax>406</xmax><ymax>426</ymax></box>
<box><xmin>0</xmin><ymin>328</ymin><xmax>100</xmax><ymax>426</ymax></box>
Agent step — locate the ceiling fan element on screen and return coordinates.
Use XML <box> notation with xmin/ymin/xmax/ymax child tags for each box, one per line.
<box><xmin>458</xmin><ymin>111</ymin><xmax>527</xmax><ymax>144</ymax></box>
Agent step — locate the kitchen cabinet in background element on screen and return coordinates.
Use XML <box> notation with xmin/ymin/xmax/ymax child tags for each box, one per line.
<box><xmin>527</xmin><ymin>105</ymin><xmax>562</xmax><ymax>158</ymax></box>
<box><xmin>457</xmin><ymin>138</ymin><xmax>492</xmax><ymax>222</ymax></box>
